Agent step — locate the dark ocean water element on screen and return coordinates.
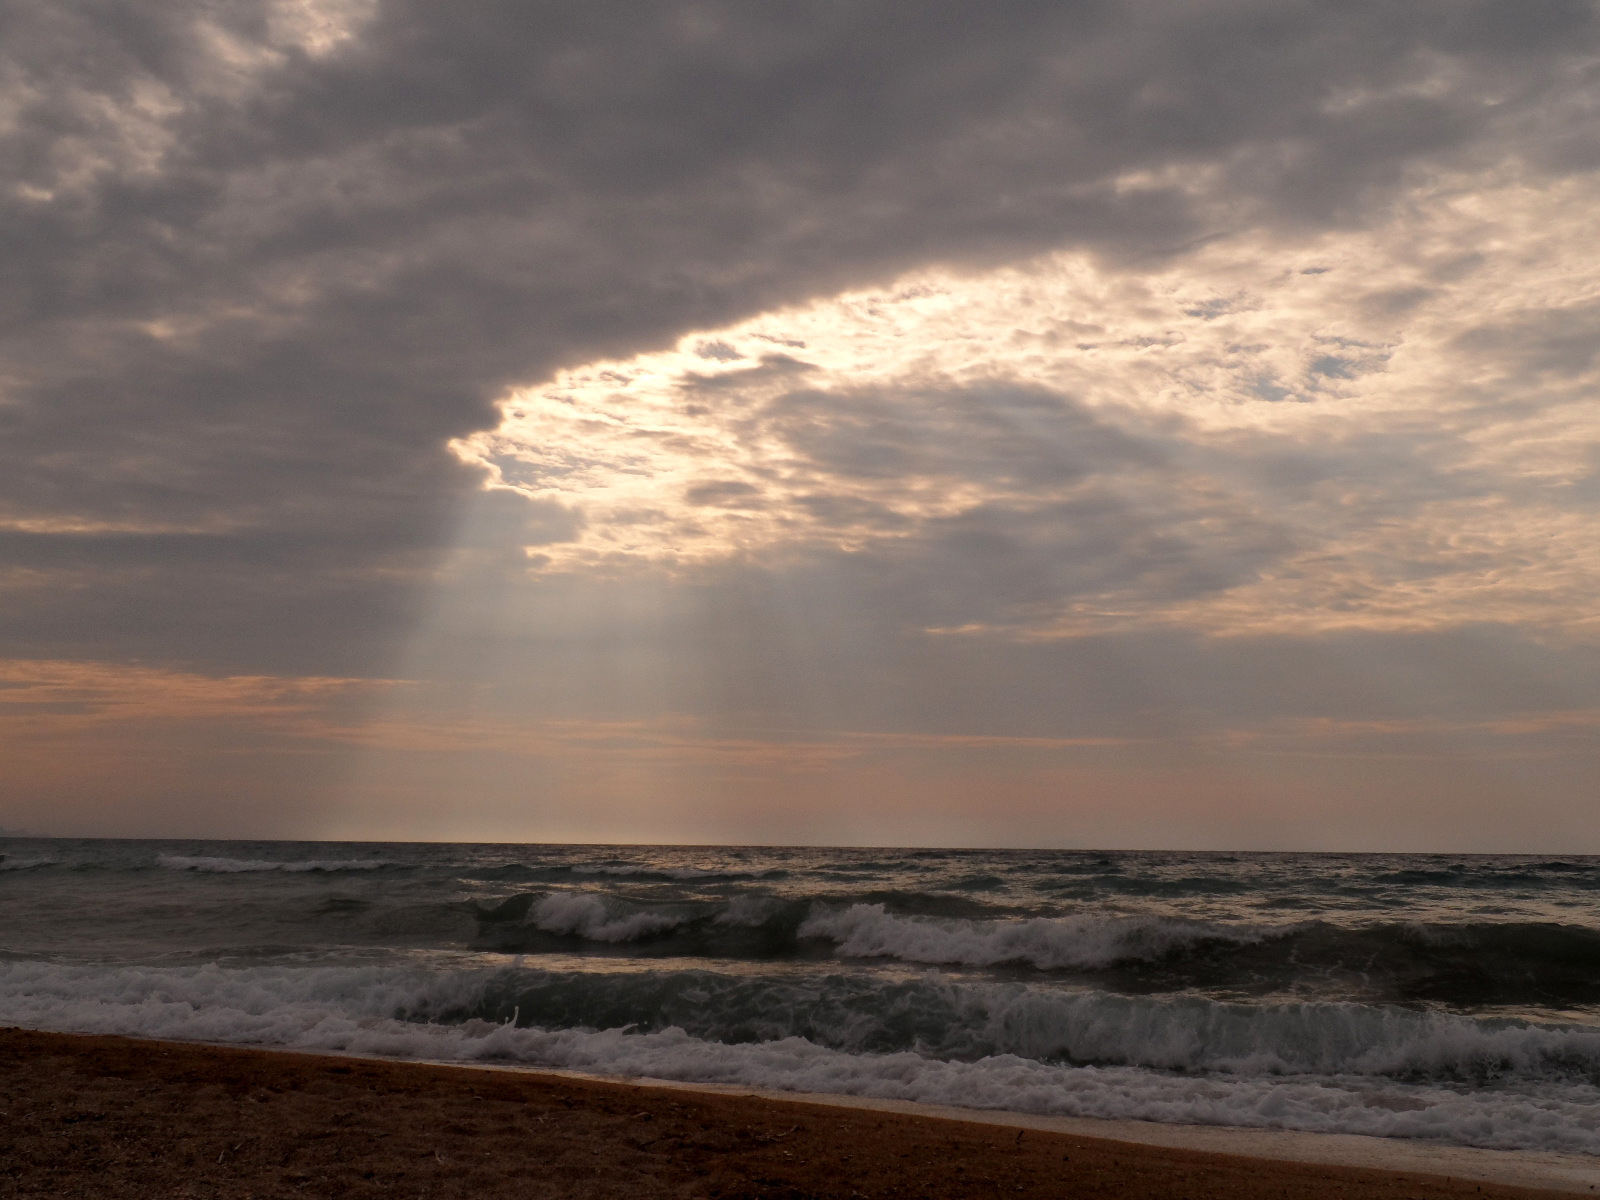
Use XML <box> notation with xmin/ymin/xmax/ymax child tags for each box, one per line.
<box><xmin>3</xmin><ymin>839</ymin><xmax>1599</xmax><ymax>1153</ymax></box>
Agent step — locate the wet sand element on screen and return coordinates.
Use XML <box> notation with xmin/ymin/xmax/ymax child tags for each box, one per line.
<box><xmin>0</xmin><ymin>1027</ymin><xmax>1587</xmax><ymax>1199</ymax></box>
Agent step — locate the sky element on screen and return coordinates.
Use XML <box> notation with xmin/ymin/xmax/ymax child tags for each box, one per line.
<box><xmin>3</xmin><ymin>0</ymin><xmax>1600</xmax><ymax>850</ymax></box>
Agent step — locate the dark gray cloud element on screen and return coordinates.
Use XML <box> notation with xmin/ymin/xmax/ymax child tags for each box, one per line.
<box><xmin>2</xmin><ymin>0</ymin><xmax>1599</xmax><ymax>676</ymax></box>
<box><xmin>737</xmin><ymin>382</ymin><xmax>1284</xmax><ymax>630</ymax></box>
<box><xmin>764</xmin><ymin>383</ymin><xmax>1161</xmax><ymax>487</ymax></box>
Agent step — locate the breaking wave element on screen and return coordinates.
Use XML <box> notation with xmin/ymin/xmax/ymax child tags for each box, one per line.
<box><xmin>0</xmin><ymin>857</ymin><xmax>58</xmax><ymax>872</ymax></box>
<box><xmin>525</xmin><ymin>892</ymin><xmax>687</xmax><ymax>942</ymax></box>
<box><xmin>796</xmin><ymin>904</ymin><xmax>1262</xmax><ymax>970</ymax></box>
<box><xmin>3</xmin><ymin>959</ymin><xmax>1598</xmax><ymax>1154</ymax></box>
<box><xmin>462</xmin><ymin>893</ymin><xmax>1600</xmax><ymax>1008</ymax></box>
<box><xmin>9</xmin><ymin>841</ymin><xmax>1600</xmax><ymax>1155</ymax></box>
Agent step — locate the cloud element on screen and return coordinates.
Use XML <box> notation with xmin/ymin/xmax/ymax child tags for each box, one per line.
<box><xmin>4</xmin><ymin>0</ymin><xmax>1600</xmax><ymax>675</ymax></box>
<box><xmin>0</xmin><ymin>657</ymin><xmax>396</xmax><ymax>836</ymax></box>
<box><xmin>459</xmin><ymin>163</ymin><xmax>1600</xmax><ymax>641</ymax></box>
<box><xmin>0</xmin><ymin>658</ymin><xmax>387</xmax><ymax>729</ymax></box>
<box><xmin>5</xmin><ymin>1</ymin><xmax>1600</xmax><ymax>843</ymax></box>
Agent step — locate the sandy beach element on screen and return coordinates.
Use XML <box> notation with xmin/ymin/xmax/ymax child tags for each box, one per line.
<box><xmin>1</xmin><ymin>1027</ymin><xmax>1589</xmax><ymax>1200</ymax></box>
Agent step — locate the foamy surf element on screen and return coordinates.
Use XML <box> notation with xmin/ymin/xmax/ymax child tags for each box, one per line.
<box><xmin>797</xmin><ymin>903</ymin><xmax>1265</xmax><ymax>970</ymax></box>
<box><xmin>527</xmin><ymin>891</ymin><xmax>688</xmax><ymax>941</ymax></box>
<box><xmin>4</xmin><ymin>839</ymin><xmax>1599</xmax><ymax>1158</ymax></box>
<box><xmin>1</xmin><ymin>959</ymin><xmax>1598</xmax><ymax>1154</ymax></box>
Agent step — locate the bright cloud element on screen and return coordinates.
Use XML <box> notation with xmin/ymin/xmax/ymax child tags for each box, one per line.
<box><xmin>457</xmin><ymin>167</ymin><xmax>1600</xmax><ymax>639</ymax></box>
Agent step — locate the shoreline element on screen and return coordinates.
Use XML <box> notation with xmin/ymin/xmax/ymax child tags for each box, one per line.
<box><xmin>3</xmin><ymin>1027</ymin><xmax>1594</xmax><ymax>1199</ymax></box>
<box><xmin>445</xmin><ymin>1062</ymin><xmax>1600</xmax><ymax>1194</ymax></box>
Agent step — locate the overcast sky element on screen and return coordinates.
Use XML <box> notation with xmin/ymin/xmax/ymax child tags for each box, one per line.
<box><xmin>4</xmin><ymin>0</ymin><xmax>1600</xmax><ymax>849</ymax></box>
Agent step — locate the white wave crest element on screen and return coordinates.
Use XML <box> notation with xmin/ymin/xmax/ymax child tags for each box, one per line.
<box><xmin>529</xmin><ymin>892</ymin><xmax>683</xmax><ymax>942</ymax></box>
<box><xmin>157</xmin><ymin>855</ymin><xmax>391</xmax><ymax>873</ymax></box>
<box><xmin>797</xmin><ymin>903</ymin><xmax>1262</xmax><ymax>969</ymax></box>
<box><xmin>3</xmin><ymin>960</ymin><xmax>1599</xmax><ymax>1155</ymax></box>
<box><xmin>945</xmin><ymin>985</ymin><xmax>1600</xmax><ymax>1081</ymax></box>
<box><xmin>0</xmin><ymin>857</ymin><xmax>58</xmax><ymax>871</ymax></box>
<box><xmin>714</xmin><ymin>895</ymin><xmax>781</xmax><ymax>927</ymax></box>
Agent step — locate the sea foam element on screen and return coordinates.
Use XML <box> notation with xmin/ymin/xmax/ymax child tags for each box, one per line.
<box><xmin>527</xmin><ymin>892</ymin><xmax>686</xmax><ymax>942</ymax></box>
<box><xmin>797</xmin><ymin>903</ymin><xmax>1263</xmax><ymax>969</ymax></box>
<box><xmin>3</xmin><ymin>960</ymin><xmax>1598</xmax><ymax>1154</ymax></box>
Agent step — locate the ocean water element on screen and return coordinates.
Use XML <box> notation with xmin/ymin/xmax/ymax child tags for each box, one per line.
<box><xmin>3</xmin><ymin>839</ymin><xmax>1599</xmax><ymax>1154</ymax></box>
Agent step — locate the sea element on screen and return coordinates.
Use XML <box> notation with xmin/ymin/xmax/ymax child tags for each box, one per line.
<box><xmin>2</xmin><ymin>839</ymin><xmax>1598</xmax><ymax>1155</ymax></box>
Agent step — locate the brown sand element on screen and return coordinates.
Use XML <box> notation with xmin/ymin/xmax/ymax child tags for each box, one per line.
<box><xmin>0</xmin><ymin>1027</ymin><xmax>1576</xmax><ymax>1199</ymax></box>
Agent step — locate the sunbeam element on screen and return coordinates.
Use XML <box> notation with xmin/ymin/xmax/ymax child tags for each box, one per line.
<box><xmin>319</xmin><ymin>166</ymin><xmax>1600</xmax><ymax>850</ymax></box>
